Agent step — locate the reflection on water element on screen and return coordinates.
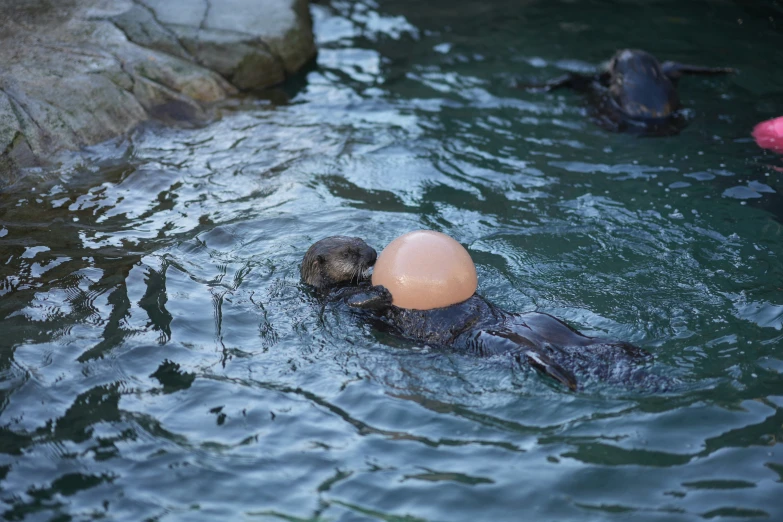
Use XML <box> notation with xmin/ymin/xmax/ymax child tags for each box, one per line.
<box><xmin>1</xmin><ymin>0</ymin><xmax>783</xmax><ymax>520</ymax></box>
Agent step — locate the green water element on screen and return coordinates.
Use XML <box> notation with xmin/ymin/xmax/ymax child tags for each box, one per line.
<box><xmin>2</xmin><ymin>0</ymin><xmax>783</xmax><ymax>520</ymax></box>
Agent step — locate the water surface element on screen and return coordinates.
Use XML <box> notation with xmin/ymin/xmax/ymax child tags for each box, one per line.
<box><xmin>2</xmin><ymin>0</ymin><xmax>783</xmax><ymax>520</ymax></box>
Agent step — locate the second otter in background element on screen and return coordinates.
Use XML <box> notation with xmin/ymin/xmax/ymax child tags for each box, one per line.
<box><xmin>523</xmin><ymin>48</ymin><xmax>734</xmax><ymax>136</ymax></box>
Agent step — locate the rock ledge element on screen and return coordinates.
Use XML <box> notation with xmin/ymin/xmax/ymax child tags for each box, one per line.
<box><xmin>0</xmin><ymin>0</ymin><xmax>316</xmax><ymax>176</ymax></box>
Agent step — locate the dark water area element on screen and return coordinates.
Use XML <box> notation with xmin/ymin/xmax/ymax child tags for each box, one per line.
<box><xmin>2</xmin><ymin>0</ymin><xmax>783</xmax><ymax>520</ymax></box>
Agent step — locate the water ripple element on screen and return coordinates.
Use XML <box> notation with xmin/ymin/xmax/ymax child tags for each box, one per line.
<box><xmin>2</xmin><ymin>0</ymin><xmax>783</xmax><ymax>520</ymax></box>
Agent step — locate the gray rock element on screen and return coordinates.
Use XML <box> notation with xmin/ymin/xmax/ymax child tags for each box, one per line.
<box><xmin>0</xmin><ymin>0</ymin><xmax>316</xmax><ymax>179</ymax></box>
<box><xmin>110</xmin><ymin>3</ymin><xmax>193</xmax><ymax>62</ymax></box>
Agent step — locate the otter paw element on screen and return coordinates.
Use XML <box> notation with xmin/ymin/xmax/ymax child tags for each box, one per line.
<box><xmin>346</xmin><ymin>286</ymin><xmax>393</xmax><ymax>310</ymax></box>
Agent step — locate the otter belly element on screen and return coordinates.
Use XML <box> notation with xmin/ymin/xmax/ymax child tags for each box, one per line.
<box><xmin>591</xmin><ymin>77</ymin><xmax>685</xmax><ymax>136</ymax></box>
<box><xmin>382</xmin><ymin>295</ymin><xmax>502</xmax><ymax>346</ymax></box>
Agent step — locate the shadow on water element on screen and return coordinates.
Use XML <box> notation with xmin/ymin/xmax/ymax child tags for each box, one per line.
<box><xmin>1</xmin><ymin>0</ymin><xmax>783</xmax><ymax>520</ymax></box>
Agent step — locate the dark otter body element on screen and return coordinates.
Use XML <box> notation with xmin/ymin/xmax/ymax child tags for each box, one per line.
<box><xmin>377</xmin><ymin>294</ymin><xmax>662</xmax><ymax>390</ymax></box>
<box><xmin>529</xmin><ymin>49</ymin><xmax>734</xmax><ymax>135</ymax></box>
<box><xmin>302</xmin><ymin>236</ymin><xmax>671</xmax><ymax>391</ymax></box>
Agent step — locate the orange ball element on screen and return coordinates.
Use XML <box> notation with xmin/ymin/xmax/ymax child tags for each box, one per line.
<box><xmin>371</xmin><ymin>230</ymin><xmax>478</xmax><ymax>310</ymax></box>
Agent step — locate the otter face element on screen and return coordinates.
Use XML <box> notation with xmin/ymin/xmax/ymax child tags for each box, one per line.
<box><xmin>301</xmin><ymin>236</ymin><xmax>378</xmax><ymax>290</ymax></box>
<box><xmin>608</xmin><ymin>49</ymin><xmax>678</xmax><ymax>119</ymax></box>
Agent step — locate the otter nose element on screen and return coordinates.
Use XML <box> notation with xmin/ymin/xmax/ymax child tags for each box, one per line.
<box><xmin>365</xmin><ymin>248</ymin><xmax>378</xmax><ymax>266</ymax></box>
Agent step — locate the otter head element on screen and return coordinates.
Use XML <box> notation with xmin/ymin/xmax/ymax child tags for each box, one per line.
<box><xmin>607</xmin><ymin>49</ymin><xmax>678</xmax><ymax>120</ymax></box>
<box><xmin>301</xmin><ymin>236</ymin><xmax>378</xmax><ymax>290</ymax></box>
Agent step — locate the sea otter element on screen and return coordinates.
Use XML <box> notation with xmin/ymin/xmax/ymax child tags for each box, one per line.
<box><xmin>301</xmin><ymin>236</ymin><xmax>670</xmax><ymax>391</ymax></box>
<box><xmin>526</xmin><ymin>49</ymin><xmax>734</xmax><ymax>135</ymax></box>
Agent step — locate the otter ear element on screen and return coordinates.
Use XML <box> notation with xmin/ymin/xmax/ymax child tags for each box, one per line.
<box><xmin>312</xmin><ymin>255</ymin><xmax>324</xmax><ymax>270</ymax></box>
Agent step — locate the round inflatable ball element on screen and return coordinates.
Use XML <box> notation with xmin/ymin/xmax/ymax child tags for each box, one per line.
<box><xmin>371</xmin><ymin>230</ymin><xmax>477</xmax><ymax>310</ymax></box>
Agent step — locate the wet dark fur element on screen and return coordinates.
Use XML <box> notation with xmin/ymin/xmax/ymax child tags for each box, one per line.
<box><xmin>301</xmin><ymin>236</ymin><xmax>377</xmax><ymax>290</ymax></box>
<box><xmin>302</xmin><ymin>236</ymin><xmax>673</xmax><ymax>391</ymax></box>
<box><xmin>527</xmin><ymin>49</ymin><xmax>734</xmax><ymax>136</ymax></box>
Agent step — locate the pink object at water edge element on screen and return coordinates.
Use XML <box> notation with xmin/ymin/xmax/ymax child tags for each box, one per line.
<box><xmin>371</xmin><ymin>230</ymin><xmax>478</xmax><ymax>310</ymax></box>
<box><xmin>752</xmin><ymin>116</ymin><xmax>783</xmax><ymax>154</ymax></box>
